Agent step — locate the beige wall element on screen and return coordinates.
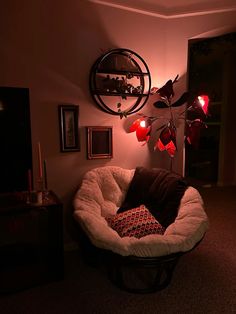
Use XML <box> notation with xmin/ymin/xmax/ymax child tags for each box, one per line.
<box><xmin>1</xmin><ymin>1</ymin><xmax>236</xmax><ymax>244</ymax></box>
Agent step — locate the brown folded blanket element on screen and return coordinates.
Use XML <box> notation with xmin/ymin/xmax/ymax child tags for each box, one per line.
<box><xmin>117</xmin><ymin>167</ymin><xmax>188</xmax><ymax>228</ymax></box>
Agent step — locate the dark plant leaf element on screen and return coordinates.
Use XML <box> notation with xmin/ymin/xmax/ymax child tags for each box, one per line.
<box><xmin>173</xmin><ymin>74</ymin><xmax>179</xmax><ymax>84</ymax></box>
<box><xmin>153</xmin><ymin>100</ymin><xmax>168</xmax><ymax>108</ymax></box>
<box><xmin>172</xmin><ymin>92</ymin><xmax>189</xmax><ymax>107</ymax></box>
<box><xmin>157</xmin><ymin>80</ymin><xmax>174</xmax><ymax>99</ymax></box>
<box><xmin>159</xmin><ymin>125</ymin><xmax>176</xmax><ymax>146</ymax></box>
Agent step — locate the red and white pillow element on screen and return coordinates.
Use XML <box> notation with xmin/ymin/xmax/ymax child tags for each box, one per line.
<box><xmin>106</xmin><ymin>205</ymin><xmax>165</xmax><ymax>239</ymax></box>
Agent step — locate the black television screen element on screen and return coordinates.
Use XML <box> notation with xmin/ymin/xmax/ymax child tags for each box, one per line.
<box><xmin>0</xmin><ymin>87</ymin><xmax>32</xmax><ymax>193</ymax></box>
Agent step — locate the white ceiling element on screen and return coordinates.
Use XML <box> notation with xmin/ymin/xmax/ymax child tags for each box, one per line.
<box><xmin>91</xmin><ymin>0</ymin><xmax>236</xmax><ymax>17</ymax></box>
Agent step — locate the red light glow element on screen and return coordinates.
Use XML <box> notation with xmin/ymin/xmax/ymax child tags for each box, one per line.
<box><xmin>197</xmin><ymin>95</ymin><xmax>209</xmax><ymax>115</ymax></box>
<box><xmin>140</xmin><ymin>120</ymin><xmax>146</xmax><ymax>128</ymax></box>
<box><xmin>129</xmin><ymin>118</ymin><xmax>151</xmax><ymax>143</ymax></box>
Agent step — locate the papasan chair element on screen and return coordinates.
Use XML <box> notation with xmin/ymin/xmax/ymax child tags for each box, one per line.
<box><xmin>73</xmin><ymin>166</ymin><xmax>209</xmax><ymax>293</ymax></box>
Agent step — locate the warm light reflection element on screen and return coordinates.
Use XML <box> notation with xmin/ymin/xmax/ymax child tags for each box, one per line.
<box><xmin>198</xmin><ymin>96</ymin><xmax>205</xmax><ymax>107</ymax></box>
<box><xmin>197</xmin><ymin>95</ymin><xmax>209</xmax><ymax>115</ymax></box>
<box><xmin>129</xmin><ymin>118</ymin><xmax>151</xmax><ymax>143</ymax></box>
<box><xmin>140</xmin><ymin>120</ymin><xmax>146</xmax><ymax>127</ymax></box>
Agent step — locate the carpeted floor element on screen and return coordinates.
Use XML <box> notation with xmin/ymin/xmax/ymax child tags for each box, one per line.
<box><xmin>0</xmin><ymin>186</ymin><xmax>235</xmax><ymax>314</ymax></box>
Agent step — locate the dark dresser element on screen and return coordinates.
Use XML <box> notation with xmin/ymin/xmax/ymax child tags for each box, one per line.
<box><xmin>0</xmin><ymin>191</ymin><xmax>64</xmax><ymax>293</ymax></box>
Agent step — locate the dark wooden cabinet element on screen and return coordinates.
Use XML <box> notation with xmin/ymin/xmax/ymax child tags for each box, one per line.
<box><xmin>0</xmin><ymin>191</ymin><xmax>64</xmax><ymax>293</ymax></box>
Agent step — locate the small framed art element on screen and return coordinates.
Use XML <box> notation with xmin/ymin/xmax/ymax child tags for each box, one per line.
<box><xmin>86</xmin><ymin>126</ymin><xmax>113</xmax><ymax>159</ymax></box>
<box><xmin>58</xmin><ymin>104</ymin><xmax>80</xmax><ymax>152</ymax></box>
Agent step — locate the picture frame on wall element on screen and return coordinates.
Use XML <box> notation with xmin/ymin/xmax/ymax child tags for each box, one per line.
<box><xmin>86</xmin><ymin>126</ymin><xmax>113</xmax><ymax>159</ymax></box>
<box><xmin>58</xmin><ymin>104</ymin><xmax>80</xmax><ymax>152</ymax></box>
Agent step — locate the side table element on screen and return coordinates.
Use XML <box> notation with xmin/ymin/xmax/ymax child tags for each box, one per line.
<box><xmin>0</xmin><ymin>191</ymin><xmax>64</xmax><ymax>294</ymax></box>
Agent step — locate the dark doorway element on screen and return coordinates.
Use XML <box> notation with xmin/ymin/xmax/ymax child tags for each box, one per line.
<box><xmin>186</xmin><ymin>32</ymin><xmax>236</xmax><ymax>186</ymax></box>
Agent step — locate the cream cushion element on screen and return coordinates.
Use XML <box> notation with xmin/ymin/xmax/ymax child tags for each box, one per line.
<box><xmin>73</xmin><ymin>166</ymin><xmax>209</xmax><ymax>257</ymax></box>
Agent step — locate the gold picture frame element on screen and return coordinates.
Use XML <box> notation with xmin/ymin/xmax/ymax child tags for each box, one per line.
<box><xmin>86</xmin><ymin>126</ymin><xmax>113</xmax><ymax>159</ymax></box>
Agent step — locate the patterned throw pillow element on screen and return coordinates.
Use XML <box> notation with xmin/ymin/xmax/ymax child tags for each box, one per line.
<box><xmin>106</xmin><ymin>205</ymin><xmax>165</xmax><ymax>239</ymax></box>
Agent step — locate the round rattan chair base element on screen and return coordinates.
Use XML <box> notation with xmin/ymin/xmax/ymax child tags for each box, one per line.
<box><xmin>105</xmin><ymin>251</ymin><xmax>183</xmax><ymax>293</ymax></box>
<box><xmin>75</xmin><ymin>223</ymin><xmax>202</xmax><ymax>294</ymax></box>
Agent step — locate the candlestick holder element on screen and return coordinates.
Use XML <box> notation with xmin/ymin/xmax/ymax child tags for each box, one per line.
<box><xmin>35</xmin><ymin>177</ymin><xmax>44</xmax><ymax>204</ymax></box>
<box><xmin>37</xmin><ymin>177</ymin><xmax>44</xmax><ymax>191</ymax></box>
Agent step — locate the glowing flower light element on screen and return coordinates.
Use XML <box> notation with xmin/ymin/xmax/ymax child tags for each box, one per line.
<box><xmin>197</xmin><ymin>95</ymin><xmax>209</xmax><ymax>115</ymax></box>
<box><xmin>140</xmin><ymin>120</ymin><xmax>146</xmax><ymax>128</ymax></box>
<box><xmin>129</xmin><ymin>118</ymin><xmax>151</xmax><ymax>143</ymax></box>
